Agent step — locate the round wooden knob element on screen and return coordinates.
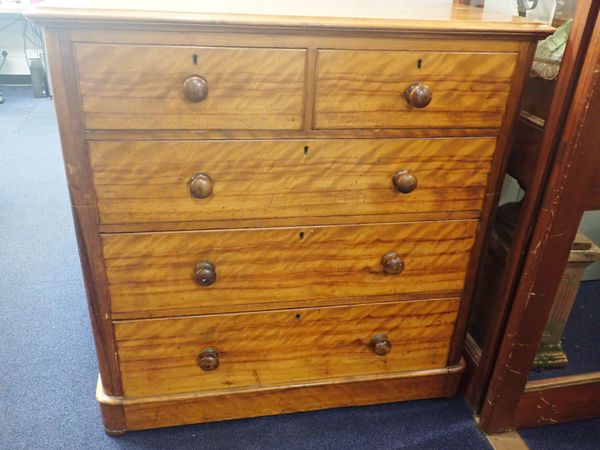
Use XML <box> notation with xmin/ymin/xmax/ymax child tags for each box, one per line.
<box><xmin>197</xmin><ymin>348</ymin><xmax>219</xmax><ymax>371</ymax></box>
<box><xmin>392</xmin><ymin>169</ymin><xmax>417</xmax><ymax>194</ymax></box>
<box><xmin>183</xmin><ymin>75</ymin><xmax>208</xmax><ymax>103</ymax></box>
<box><xmin>370</xmin><ymin>334</ymin><xmax>392</xmax><ymax>356</ymax></box>
<box><xmin>190</xmin><ymin>173</ymin><xmax>213</xmax><ymax>199</ymax></box>
<box><xmin>381</xmin><ymin>251</ymin><xmax>404</xmax><ymax>275</ymax></box>
<box><xmin>194</xmin><ymin>261</ymin><xmax>216</xmax><ymax>286</ymax></box>
<box><xmin>404</xmin><ymin>83</ymin><xmax>432</xmax><ymax>108</ymax></box>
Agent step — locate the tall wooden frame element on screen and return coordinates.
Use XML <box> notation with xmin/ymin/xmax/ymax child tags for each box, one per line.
<box><xmin>473</xmin><ymin>4</ymin><xmax>600</xmax><ymax>432</ymax></box>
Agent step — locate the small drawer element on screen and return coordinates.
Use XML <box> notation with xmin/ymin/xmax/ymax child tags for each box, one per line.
<box><xmin>73</xmin><ymin>43</ymin><xmax>306</xmax><ymax>130</ymax></box>
<box><xmin>115</xmin><ymin>297</ymin><xmax>460</xmax><ymax>396</ymax></box>
<box><xmin>314</xmin><ymin>49</ymin><xmax>517</xmax><ymax>129</ymax></box>
<box><xmin>89</xmin><ymin>138</ymin><xmax>495</xmax><ymax>227</ymax></box>
<box><xmin>102</xmin><ymin>220</ymin><xmax>477</xmax><ymax>318</ymax></box>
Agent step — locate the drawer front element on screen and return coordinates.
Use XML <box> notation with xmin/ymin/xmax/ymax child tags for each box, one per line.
<box><xmin>103</xmin><ymin>221</ymin><xmax>477</xmax><ymax>317</ymax></box>
<box><xmin>74</xmin><ymin>44</ymin><xmax>306</xmax><ymax>130</ymax></box>
<box><xmin>314</xmin><ymin>50</ymin><xmax>517</xmax><ymax>129</ymax></box>
<box><xmin>90</xmin><ymin>138</ymin><xmax>495</xmax><ymax>227</ymax></box>
<box><xmin>115</xmin><ymin>298</ymin><xmax>460</xmax><ymax>396</ymax></box>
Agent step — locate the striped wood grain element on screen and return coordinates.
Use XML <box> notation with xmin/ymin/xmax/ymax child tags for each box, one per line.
<box><xmin>103</xmin><ymin>220</ymin><xmax>478</xmax><ymax>317</ymax></box>
<box><xmin>74</xmin><ymin>44</ymin><xmax>306</xmax><ymax>130</ymax></box>
<box><xmin>89</xmin><ymin>138</ymin><xmax>496</xmax><ymax>227</ymax></box>
<box><xmin>115</xmin><ymin>298</ymin><xmax>460</xmax><ymax>396</ymax></box>
<box><xmin>314</xmin><ymin>50</ymin><xmax>517</xmax><ymax>129</ymax></box>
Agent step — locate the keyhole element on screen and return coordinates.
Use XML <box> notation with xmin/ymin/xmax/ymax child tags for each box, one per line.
<box><xmin>417</xmin><ymin>59</ymin><xmax>423</xmax><ymax>69</ymax></box>
<box><xmin>299</xmin><ymin>231</ymin><xmax>305</xmax><ymax>240</ymax></box>
<box><xmin>295</xmin><ymin>313</ymin><xmax>301</xmax><ymax>320</ymax></box>
<box><xmin>192</xmin><ymin>54</ymin><xmax>198</xmax><ymax>65</ymax></box>
<box><xmin>304</xmin><ymin>146</ymin><xmax>309</xmax><ymax>156</ymax></box>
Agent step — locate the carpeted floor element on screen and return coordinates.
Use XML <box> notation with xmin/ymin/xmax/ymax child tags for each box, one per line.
<box><xmin>0</xmin><ymin>85</ymin><xmax>597</xmax><ymax>450</ymax></box>
<box><xmin>520</xmin><ymin>417</ymin><xmax>600</xmax><ymax>450</ymax></box>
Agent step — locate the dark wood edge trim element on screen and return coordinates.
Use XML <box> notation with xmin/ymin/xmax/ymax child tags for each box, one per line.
<box><xmin>525</xmin><ymin>371</ymin><xmax>600</xmax><ymax>392</ymax></box>
<box><xmin>97</xmin><ymin>358</ymin><xmax>466</xmax><ymax>406</ymax></box>
<box><xmin>478</xmin><ymin>1</ymin><xmax>600</xmax><ymax>433</ymax></box>
<box><xmin>515</xmin><ymin>379</ymin><xmax>600</xmax><ymax>428</ymax></box>
<box><xmin>44</xmin><ymin>28</ymin><xmax>123</xmax><ymax>397</ymax></box>
<box><xmin>466</xmin><ymin>1</ymin><xmax>600</xmax><ymax>416</ymax></box>
<box><xmin>447</xmin><ymin>41</ymin><xmax>537</xmax><ymax>366</ymax></box>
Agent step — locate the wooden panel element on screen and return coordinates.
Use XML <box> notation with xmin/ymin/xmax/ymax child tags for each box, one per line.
<box><xmin>115</xmin><ymin>298</ymin><xmax>460</xmax><ymax>396</ymax></box>
<box><xmin>314</xmin><ymin>50</ymin><xmax>517</xmax><ymax>129</ymax></box>
<box><xmin>103</xmin><ymin>220</ymin><xmax>478</xmax><ymax>317</ymax></box>
<box><xmin>95</xmin><ymin>363</ymin><xmax>464</xmax><ymax>430</ymax></box>
<box><xmin>27</xmin><ymin>1</ymin><xmax>554</xmax><ymax>39</ymax></box>
<box><xmin>74</xmin><ymin>44</ymin><xmax>306</xmax><ymax>130</ymax></box>
<box><xmin>90</xmin><ymin>138</ymin><xmax>496</xmax><ymax>226</ymax></box>
<box><xmin>516</xmin><ymin>375</ymin><xmax>600</xmax><ymax>428</ymax></box>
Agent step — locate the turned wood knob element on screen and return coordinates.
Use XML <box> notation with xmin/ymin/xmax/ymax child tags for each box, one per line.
<box><xmin>370</xmin><ymin>334</ymin><xmax>392</xmax><ymax>356</ymax></box>
<box><xmin>197</xmin><ymin>348</ymin><xmax>219</xmax><ymax>371</ymax></box>
<box><xmin>404</xmin><ymin>83</ymin><xmax>432</xmax><ymax>108</ymax></box>
<box><xmin>190</xmin><ymin>173</ymin><xmax>213</xmax><ymax>199</ymax></box>
<box><xmin>194</xmin><ymin>261</ymin><xmax>216</xmax><ymax>286</ymax></box>
<box><xmin>381</xmin><ymin>251</ymin><xmax>404</xmax><ymax>275</ymax></box>
<box><xmin>392</xmin><ymin>169</ymin><xmax>417</xmax><ymax>194</ymax></box>
<box><xmin>183</xmin><ymin>75</ymin><xmax>208</xmax><ymax>102</ymax></box>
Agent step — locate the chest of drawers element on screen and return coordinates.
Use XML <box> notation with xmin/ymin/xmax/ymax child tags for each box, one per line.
<box><xmin>28</xmin><ymin>0</ymin><xmax>552</xmax><ymax>434</ymax></box>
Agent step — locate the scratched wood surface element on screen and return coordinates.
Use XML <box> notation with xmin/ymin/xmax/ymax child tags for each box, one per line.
<box><xmin>74</xmin><ymin>44</ymin><xmax>306</xmax><ymax>130</ymax></box>
<box><xmin>89</xmin><ymin>138</ymin><xmax>495</xmax><ymax>227</ymax></box>
<box><xmin>103</xmin><ymin>220</ymin><xmax>477</xmax><ymax>318</ymax></box>
<box><xmin>115</xmin><ymin>297</ymin><xmax>460</xmax><ymax>396</ymax></box>
<box><xmin>314</xmin><ymin>50</ymin><xmax>517</xmax><ymax>129</ymax></box>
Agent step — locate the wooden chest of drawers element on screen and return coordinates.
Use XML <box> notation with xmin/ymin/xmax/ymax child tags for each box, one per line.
<box><xmin>29</xmin><ymin>0</ymin><xmax>551</xmax><ymax>434</ymax></box>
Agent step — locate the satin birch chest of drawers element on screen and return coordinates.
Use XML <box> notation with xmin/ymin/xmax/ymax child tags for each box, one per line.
<box><xmin>28</xmin><ymin>0</ymin><xmax>552</xmax><ymax>434</ymax></box>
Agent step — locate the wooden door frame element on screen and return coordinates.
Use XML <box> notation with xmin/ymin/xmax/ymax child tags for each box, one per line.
<box><xmin>477</xmin><ymin>6</ymin><xmax>600</xmax><ymax>433</ymax></box>
<box><xmin>463</xmin><ymin>0</ymin><xmax>600</xmax><ymax>413</ymax></box>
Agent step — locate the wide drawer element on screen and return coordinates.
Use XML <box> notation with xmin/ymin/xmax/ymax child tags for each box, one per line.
<box><xmin>103</xmin><ymin>220</ymin><xmax>477</xmax><ymax>318</ymax></box>
<box><xmin>115</xmin><ymin>297</ymin><xmax>460</xmax><ymax>396</ymax></box>
<box><xmin>90</xmin><ymin>138</ymin><xmax>495</xmax><ymax>228</ymax></box>
<box><xmin>314</xmin><ymin>50</ymin><xmax>517</xmax><ymax>129</ymax></box>
<box><xmin>73</xmin><ymin>44</ymin><xmax>306</xmax><ymax>130</ymax></box>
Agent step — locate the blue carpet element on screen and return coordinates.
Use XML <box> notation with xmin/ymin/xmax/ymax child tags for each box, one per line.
<box><xmin>529</xmin><ymin>280</ymin><xmax>600</xmax><ymax>380</ymax></box>
<box><xmin>520</xmin><ymin>417</ymin><xmax>600</xmax><ymax>450</ymax></box>
<box><xmin>0</xmin><ymin>85</ymin><xmax>492</xmax><ymax>449</ymax></box>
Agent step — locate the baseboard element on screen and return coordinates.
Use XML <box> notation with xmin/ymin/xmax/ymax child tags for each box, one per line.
<box><xmin>96</xmin><ymin>359</ymin><xmax>466</xmax><ymax>433</ymax></box>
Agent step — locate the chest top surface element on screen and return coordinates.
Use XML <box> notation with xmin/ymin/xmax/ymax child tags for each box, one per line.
<box><xmin>27</xmin><ymin>0</ymin><xmax>552</xmax><ymax>37</ymax></box>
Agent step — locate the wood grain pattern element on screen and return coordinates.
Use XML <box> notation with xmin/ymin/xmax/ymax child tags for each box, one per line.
<box><xmin>89</xmin><ymin>138</ymin><xmax>496</xmax><ymax>227</ymax></box>
<box><xmin>314</xmin><ymin>50</ymin><xmax>517</xmax><ymax>129</ymax></box>
<box><xmin>103</xmin><ymin>220</ymin><xmax>478</xmax><ymax>317</ymax></box>
<box><xmin>516</xmin><ymin>377</ymin><xmax>600</xmax><ymax>429</ymax></box>
<box><xmin>95</xmin><ymin>361</ymin><xmax>464</xmax><ymax>430</ymax></box>
<box><xmin>115</xmin><ymin>298</ymin><xmax>460</xmax><ymax>396</ymax></box>
<box><xmin>26</xmin><ymin>1</ymin><xmax>554</xmax><ymax>39</ymax></box>
<box><xmin>74</xmin><ymin>44</ymin><xmax>306</xmax><ymax>130</ymax></box>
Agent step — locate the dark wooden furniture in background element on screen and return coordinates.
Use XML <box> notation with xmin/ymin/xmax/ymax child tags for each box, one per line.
<box><xmin>463</xmin><ymin>0</ymin><xmax>599</xmax><ymax>418</ymax></box>
<box><xmin>28</xmin><ymin>0</ymin><xmax>550</xmax><ymax>434</ymax></box>
<box><xmin>463</xmin><ymin>0</ymin><xmax>600</xmax><ymax>432</ymax></box>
